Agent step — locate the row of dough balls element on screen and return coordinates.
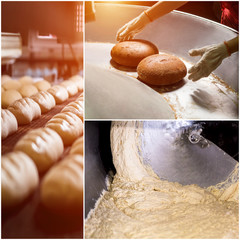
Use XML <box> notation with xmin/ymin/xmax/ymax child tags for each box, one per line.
<box><xmin>2</xmin><ymin>98</ymin><xmax>84</xmax><ymax>212</ymax></box>
<box><xmin>1</xmin><ymin>75</ymin><xmax>83</xmax><ymax>108</ymax></box>
<box><xmin>1</xmin><ymin>76</ymin><xmax>83</xmax><ymax>139</ymax></box>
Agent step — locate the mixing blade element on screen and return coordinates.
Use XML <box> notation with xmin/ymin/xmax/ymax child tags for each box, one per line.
<box><xmin>140</xmin><ymin>121</ymin><xmax>237</xmax><ymax>188</ymax></box>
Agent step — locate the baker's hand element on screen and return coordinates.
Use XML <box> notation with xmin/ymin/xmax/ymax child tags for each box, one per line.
<box><xmin>188</xmin><ymin>43</ymin><xmax>229</xmax><ymax>81</ymax></box>
<box><xmin>116</xmin><ymin>12</ymin><xmax>151</xmax><ymax>42</ymax></box>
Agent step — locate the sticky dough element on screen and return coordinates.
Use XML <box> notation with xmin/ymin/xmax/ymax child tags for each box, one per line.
<box><xmin>85</xmin><ymin>121</ymin><xmax>239</xmax><ymax>239</ymax></box>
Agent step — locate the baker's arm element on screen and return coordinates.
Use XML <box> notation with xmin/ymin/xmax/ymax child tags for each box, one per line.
<box><xmin>116</xmin><ymin>1</ymin><xmax>187</xmax><ymax>41</ymax></box>
<box><xmin>188</xmin><ymin>36</ymin><xmax>239</xmax><ymax>81</ymax></box>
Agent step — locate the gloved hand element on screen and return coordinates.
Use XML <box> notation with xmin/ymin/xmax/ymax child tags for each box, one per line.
<box><xmin>116</xmin><ymin>12</ymin><xmax>151</xmax><ymax>42</ymax></box>
<box><xmin>188</xmin><ymin>42</ymin><xmax>229</xmax><ymax>81</ymax></box>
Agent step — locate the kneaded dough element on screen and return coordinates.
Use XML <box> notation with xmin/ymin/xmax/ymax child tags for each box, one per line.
<box><xmin>2</xmin><ymin>79</ymin><xmax>22</xmax><ymax>90</ymax></box>
<box><xmin>70</xmin><ymin>136</ymin><xmax>83</xmax><ymax>155</ymax></box>
<box><xmin>60</xmin><ymin>80</ymin><xmax>78</xmax><ymax>97</ymax></box>
<box><xmin>61</xmin><ymin>100</ymin><xmax>84</xmax><ymax>122</ymax></box>
<box><xmin>40</xmin><ymin>154</ymin><xmax>83</xmax><ymax>215</ymax></box>
<box><xmin>8</xmin><ymin>98</ymin><xmax>41</xmax><ymax>125</ymax></box>
<box><xmin>69</xmin><ymin>75</ymin><xmax>84</xmax><ymax>92</ymax></box>
<box><xmin>19</xmin><ymin>84</ymin><xmax>38</xmax><ymax>98</ymax></box>
<box><xmin>18</xmin><ymin>76</ymin><xmax>33</xmax><ymax>85</ymax></box>
<box><xmin>1</xmin><ymin>109</ymin><xmax>18</xmax><ymax>139</ymax></box>
<box><xmin>1</xmin><ymin>89</ymin><xmax>22</xmax><ymax>109</ymax></box>
<box><xmin>46</xmin><ymin>112</ymin><xmax>83</xmax><ymax>146</ymax></box>
<box><xmin>34</xmin><ymin>80</ymin><xmax>51</xmax><ymax>91</ymax></box>
<box><xmin>1</xmin><ymin>151</ymin><xmax>39</xmax><ymax>208</ymax></box>
<box><xmin>31</xmin><ymin>91</ymin><xmax>56</xmax><ymax>113</ymax></box>
<box><xmin>85</xmin><ymin>121</ymin><xmax>239</xmax><ymax>239</ymax></box>
<box><xmin>47</xmin><ymin>85</ymin><xmax>69</xmax><ymax>104</ymax></box>
<box><xmin>14</xmin><ymin>127</ymin><xmax>64</xmax><ymax>173</ymax></box>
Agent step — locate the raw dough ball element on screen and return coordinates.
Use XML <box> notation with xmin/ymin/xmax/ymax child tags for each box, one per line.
<box><xmin>2</xmin><ymin>79</ymin><xmax>22</xmax><ymax>90</ymax></box>
<box><xmin>111</xmin><ymin>39</ymin><xmax>159</xmax><ymax>67</ymax></box>
<box><xmin>7</xmin><ymin>98</ymin><xmax>41</xmax><ymax>125</ymax></box>
<box><xmin>31</xmin><ymin>91</ymin><xmax>56</xmax><ymax>113</ymax></box>
<box><xmin>47</xmin><ymin>85</ymin><xmax>69</xmax><ymax>104</ymax></box>
<box><xmin>19</xmin><ymin>84</ymin><xmax>38</xmax><ymax>98</ymax></box>
<box><xmin>61</xmin><ymin>100</ymin><xmax>84</xmax><ymax>122</ymax></box>
<box><xmin>1</xmin><ymin>89</ymin><xmax>22</xmax><ymax>109</ymax></box>
<box><xmin>2</xmin><ymin>151</ymin><xmax>39</xmax><ymax>208</ymax></box>
<box><xmin>46</xmin><ymin>112</ymin><xmax>83</xmax><ymax>146</ymax></box>
<box><xmin>70</xmin><ymin>136</ymin><xmax>83</xmax><ymax>155</ymax></box>
<box><xmin>18</xmin><ymin>76</ymin><xmax>33</xmax><ymax>85</ymax></box>
<box><xmin>69</xmin><ymin>75</ymin><xmax>84</xmax><ymax>92</ymax></box>
<box><xmin>14</xmin><ymin>127</ymin><xmax>64</xmax><ymax>173</ymax></box>
<box><xmin>1</xmin><ymin>109</ymin><xmax>18</xmax><ymax>139</ymax></box>
<box><xmin>40</xmin><ymin>154</ymin><xmax>83</xmax><ymax>215</ymax></box>
<box><xmin>1</xmin><ymin>75</ymin><xmax>12</xmax><ymax>84</ymax></box>
<box><xmin>34</xmin><ymin>80</ymin><xmax>51</xmax><ymax>91</ymax></box>
<box><xmin>137</xmin><ymin>54</ymin><xmax>187</xmax><ymax>86</ymax></box>
<box><xmin>61</xmin><ymin>80</ymin><xmax>78</xmax><ymax>97</ymax></box>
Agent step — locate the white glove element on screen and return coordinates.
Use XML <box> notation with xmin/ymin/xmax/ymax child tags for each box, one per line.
<box><xmin>188</xmin><ymin>43</ymin><xmax>229</xmax><ymax>81</ymax></box>
<box><xmin>116</xmin><ymin>12</ymin><xmax>151</xmax><ymax>42</ymax></box>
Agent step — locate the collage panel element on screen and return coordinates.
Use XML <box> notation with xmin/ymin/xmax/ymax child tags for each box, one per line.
<box><xmin>84</xmin><ymin>120</ymin><xmax>239</xmax><ymax>238</ymax></box>
<box><xmin>85</xmin><ymin>1</ymin><xmax>238</xmax><ymax>120</ymax></box>
<box><xmin>1</xmin><ymin>1</ymin><xmax>84</xmax><ymax>238</ymax></box>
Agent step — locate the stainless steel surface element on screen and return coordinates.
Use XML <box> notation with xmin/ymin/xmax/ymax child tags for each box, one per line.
<box><xmin>141</xmin><ymin>121</ymin><xmax>237</xmax><ymax>188</ymax></box>
<box><xmin>86</xmin><ymin>3</ymin><xmax>238</xmax><ymax>91</ymax></box>
<box><xmin>85</xmin><ymin>64</ymin><xmax>175</xmax><ymax>119</ymax></box>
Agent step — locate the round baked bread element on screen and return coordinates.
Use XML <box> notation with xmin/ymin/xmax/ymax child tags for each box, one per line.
<box><xmin>47</xmin><ymin>85</ymin><xmax>69</xmax><ymax>104</ymax></box>
<box><xmin>19</xmin><ymin>84</ymin><xmax>38</xmax><ymax>98</ymax></box>
<box><xmin>14</xmin><ymin>127</ymin><xmax>64</xmax><ymax>173</ymax></box>
<box><xmin>111</xmin><ymin>39</ymin><xmax>159</xmax><ymax>67</ymax></box>
<box><xmin>137</xmin><ymin>54</ymin><xmax>187</xmax><ymax>86</ymax></box>
<box><xmin>2</xmin><ymin>151</ymin><xmax>39</xmax><ymax>208</ymax></box>
<box><xmin>1</xmin><ymin>109</ymin><xmax>18</xmax><ymax>139</ymax></box>
<box><xmin>1</xmin><ymin>89</ymin><xmax>22</xmax><ymax>109</ymax></box>
<box><xmin>31</xmin><ymin>91</ymin><xmax>56</xmax><ymax>113</ymax></box>
<box><xmin>70</xmin><ymin>136</ymin><xmax>83</xmax><ymax>155</ymax></box>
<box><xmin>69</xmin><ymin>75</ymin><xmax>84</xmax><ymax>92</ymax></box>
<box><xmin>2</xmin><ymin>79</ymin><xmax>21</xmax><ymax>90</ymax></box>
<box><xmin>40</xmin><ymin>154</ymin><xmax>83</xmax><ymax>215</ymax></box>
<box><xmin>61</xmin><ymin>100</ymin><xmax>84</xmax><ymax>122</ymax></box>
<box><xmin>7</xmin><ymin>98</ymin><xmax>41</xmax><ymax>125</ymax></box>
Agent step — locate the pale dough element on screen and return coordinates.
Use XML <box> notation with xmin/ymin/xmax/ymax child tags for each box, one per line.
<box><xmin>70</xmin><ymin>136</ymin><xmax>83</xmax><ymax>155</ymax></box>
<box><xmin>18</xmin><ymin>76</ymin><xmax>33</xmax><ymax>85</ymax></box>
<box><xmin>61</xmin><ymin>100</ymin><xmax>84</xmax><ymax>122</ymax></box>
<box><xmin>14</xmin><ymin>127</ymin><xmax>64</xmax><ymax>173</ymax></box>
<box><xmin>34</xmin><ymin>80</ymin><xmax>51</xmax><ymax>91</ymax></box>
<box><xmin>69</xmin><ymin>75</ymin><xmax>84</xmax><ymax>92</ymax></box>
<box><xmin>60</xmin><ymin>80</ymin><xmax>78</xmax><ymax>97</ymax></box>
<box><xmin>19</xmin><ymin>84</ymin><xmax>38</xmax><ymax>98</ymax></box>
<box><xmin>8</xmin><ymin>97</ymin><xmax>41</xmax><ymax>125</ymax></box>
<box><xmin>40</xmin><ymin>154</ymin><xmax>83</xmax><ymax>215</ymax></box>
<box><xmin>1</xmin><ymin>89</ymin><xmax>22</xmax><ymax>109</ymax></box>
<box><xmin>31</xmin><ymin>91</ymin><xmax>56</xmax><ymax>113</ymax></box>
<box><xmin>46</xmin><ymin>112</ymin><xmax>83</xmax><ymax>146</ymax></box>
<box><xmin>2</xmin><ymin>79</ymin><xmax>21</xmax><ymax>90</ymax></box>
<box><xmin>85</xmin><ymin>121</ymin><xmax>239</xmax><ymax>239</ymax></box>
<box><xmin>47</xmin><ymin>85</ymin><xmax>69</xmax><ymax>104</ymax></box>
<box><xmin>1</xmin><ymin>151</ymin><xmax>39</xmax><ymax>208</ymax></box>
<box><xmin>1</xmin><ymin>109</ymin><xmax>18</xmax><ymax>139</ymax></box>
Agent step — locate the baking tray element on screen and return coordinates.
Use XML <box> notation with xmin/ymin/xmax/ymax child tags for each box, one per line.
<box><xmin>1</xmin><ymin>93</ymin><xmax>83</xmax><ymax>239</ymax></box>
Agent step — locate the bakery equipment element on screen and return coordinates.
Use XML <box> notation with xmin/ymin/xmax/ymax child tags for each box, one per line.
<box><xmin>1</xmin><ymin>1</ymin><xmax>83</xmax><ymax>79</ymax></box>
<box><xmin>85</xmin><ymin>3</ymin><xmax>238</xmax><ymax>119</ymax></box>
<box><xmin>85</xmin><ymin>120</ymin><xmax>238</xmax><ymax>217</ymax></box>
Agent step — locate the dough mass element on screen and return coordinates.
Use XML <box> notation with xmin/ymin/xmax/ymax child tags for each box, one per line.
<box><xmin>85</xmin><ymin>121</ymin><xmax>239</xmax><ymax>239</ymax></box>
